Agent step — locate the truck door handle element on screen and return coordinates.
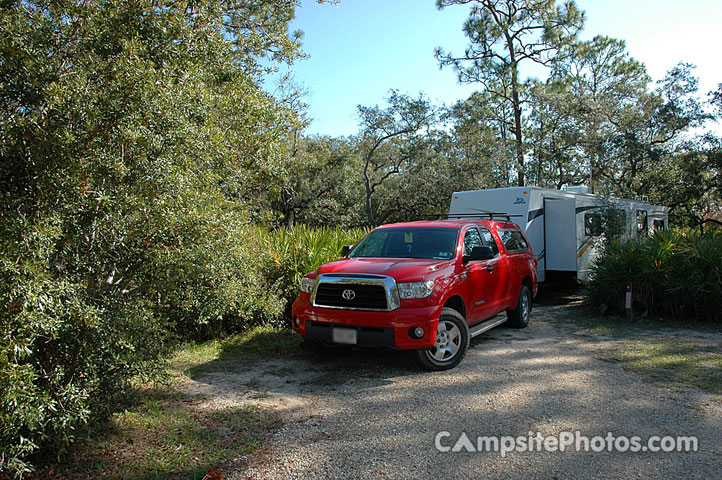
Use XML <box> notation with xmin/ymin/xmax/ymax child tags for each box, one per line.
<box><xmin>486</xmin><ymin>266</ymin><xmax>495</xmax><ymax>273</ymax></box>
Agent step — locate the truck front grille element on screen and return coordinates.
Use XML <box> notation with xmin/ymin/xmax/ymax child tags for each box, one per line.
<box><xmin>314</xmin><ymin>283</ymin><xmax>388</xmax><ymax>310</ymax></box>
<box><xmin>310</xmin><ymin>274</ymin><xmax>400</xmax><ymax>311</ymax></box>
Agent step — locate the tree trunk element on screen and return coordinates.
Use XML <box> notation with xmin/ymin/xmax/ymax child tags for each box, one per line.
<box><xmin>364</xmin><ymin>182</ymin><xmax>375</xmax><ymax>226</ymax></box>
<box><xmin>509</xmin><ymin>60</ymin><xmax>524</xmax><ymax>186</ymax></box>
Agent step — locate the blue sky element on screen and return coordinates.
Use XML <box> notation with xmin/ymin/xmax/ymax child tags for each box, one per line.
<box><xmin>272</xmin><ymin>0</ymin><xmax>722</xmax><ymax>137</ymax></box>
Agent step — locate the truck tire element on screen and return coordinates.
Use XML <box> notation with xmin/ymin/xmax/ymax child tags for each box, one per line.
<box><xmin>414</xmin><ymin>308</ymin><xmax>470</xmax><ymax>371</ymax></box>
<box><xmin>507</xmin><ymin>284</ymin><xmax>532</xmax><ymax>328</ymax></box>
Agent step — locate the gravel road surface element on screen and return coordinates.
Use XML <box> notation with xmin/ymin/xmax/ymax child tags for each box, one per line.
<box><xmin>185</xmin><ymin>298</ymin><xmax>722</xmax><ymax>479</ymax></box>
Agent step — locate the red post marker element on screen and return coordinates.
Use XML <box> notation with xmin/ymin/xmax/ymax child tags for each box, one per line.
<box><xmin>625</xmin><ymin>283</ymin><xmax>633</xmax><ymax>321</ymax></box>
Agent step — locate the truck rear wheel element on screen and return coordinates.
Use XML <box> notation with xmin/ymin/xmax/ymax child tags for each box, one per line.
<box><xmin>507</xmin><ymin>284</ymin><xmax>532</xmax><ymax>328</ymax></box>
<box><xmin>414</xmin><ymin>308</ymin><xmax>469</xmax><ymax>371</ymax></box>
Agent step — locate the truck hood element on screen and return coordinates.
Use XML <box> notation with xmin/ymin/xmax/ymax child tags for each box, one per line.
<box><xmin>315</xmin><ymin>257</ymin><xmax>453</xmax><ymax>283</ymax></box>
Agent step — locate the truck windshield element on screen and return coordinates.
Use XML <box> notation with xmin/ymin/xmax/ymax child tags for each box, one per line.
<box><xmin>349</xmin><ymin>227</ymin><xmax>459</xmax><ymax>260</ymax></box>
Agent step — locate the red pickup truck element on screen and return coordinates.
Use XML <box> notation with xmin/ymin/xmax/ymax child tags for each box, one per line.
<box><xmin>291</xmin><ymin>219</ymin><xmax>537</xmax><ymax>370</ymax></box>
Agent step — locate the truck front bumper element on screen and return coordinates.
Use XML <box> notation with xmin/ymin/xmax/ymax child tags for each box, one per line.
<box><xmin>291</xmin><ymin>298</ymin><xmax>442</xmax><ymax>350</ymax></box>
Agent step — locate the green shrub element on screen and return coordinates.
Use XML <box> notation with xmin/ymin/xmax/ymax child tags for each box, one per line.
<box><xmin>0</xmin><ymin>217</ymin><xmax>359</xmax><ymax>477</ymax></box>
<box><xmin>586</xmin><ymin>229</ymin><xmax>722</xmax><ymax>321</ymax></box>
<box><xmin>141</xmin><ymin>204</ymin><xmax>284</xmax><ymax>340</ymax></box>
<box><xmin>0</xmin><ymin>216</ymin><xmax>169</xmax><ymax>477</ymax></box>
<box><xmin>0</xmin><ymin>0</ymin><xmax>301</xmax><ymax>473</ymax></box>
<box><xmin>267</xmin><ymin>225</ymin><xmax>369</xmax><ymax>312</ymax></box>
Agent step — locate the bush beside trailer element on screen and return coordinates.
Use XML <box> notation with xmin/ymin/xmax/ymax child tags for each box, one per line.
<box><xmin>448</xmin><ymin>186</ymin><xmax>668</xmax><ymax>282</ymax></box>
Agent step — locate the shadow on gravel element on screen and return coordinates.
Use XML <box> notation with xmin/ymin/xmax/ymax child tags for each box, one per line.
<box><xmin>188</xmin><ymin>284</ymin><xmax>590</xmax><ymax>399</ymax></box>
<box><xmin>534</xmin><ymin>281</ymin><xmax>586</xmax><ymax>306</ymax></box>
<box><xmin>192</xmin><ymin>287</ymin><xmax>722</xmax><ymax>480</ymax></box>
<box><xmin>187</xmin><ymin>336</ymin><xmax>422</xmax><ymax>398</ymax></box>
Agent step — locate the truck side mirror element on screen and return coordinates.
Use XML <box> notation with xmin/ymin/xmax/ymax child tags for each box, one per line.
<box><xmin>463</xmin><ymin>245</ymin><xmax>494</xmax><ymax>263</ymax></box>
<box><xmin>341</xmin><ymin>245</ymin><xmax>353</xmax><ymax>257</ymax></box>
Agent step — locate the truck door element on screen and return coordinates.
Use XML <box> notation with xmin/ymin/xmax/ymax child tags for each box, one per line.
<box><xmin>544</xmin><ymin>198</ymin><xmax>577</xmax><ymax>272</ymax></box>
<box><xmin>462</xmin><ymin>226</ymin><xmax>499</xmax><ymax>323</ymax></box>
<box><xmin>478</xmin><ymin>226</ymin><xmax>508</xmax><ymax>315</ymax></box>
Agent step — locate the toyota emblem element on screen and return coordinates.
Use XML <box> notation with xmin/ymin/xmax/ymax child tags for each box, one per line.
<box><xmin>342</xmin><ymin>289</ymin><xmax>356</xmax><ymax>300</ymax></box>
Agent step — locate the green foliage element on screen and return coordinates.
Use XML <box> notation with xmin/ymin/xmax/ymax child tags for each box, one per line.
<box><xmin>271</xmin><ymin>135</ymin><xmax>365</xmax><ymax>227</ymax></box>
<box><xmin>0</xmin><ymin>214</ymin><xmax>168</xmax><ymax>477</ymax></box>
<box><xmin>645</xmin><ymin>144</ymin><xmax>722</xmax><ymax>231</ymax></box>
<box><xmin>0</xmin><ymin>0</ymin><xmax>302</xmax><ymax>475</ymax></box>
<box><xmin>586</xmin><ymin>230</ymin><xmax>722</xmax><ymax>322</ymax></box>
<box><xmin>356</xmin><ymin>90</ymin><xmax>437</xmax><ymax>225</ymax></box>
<box><xmin>437</xmin><ymin>0</ymin><xmax>585</xmax><ymax>186</ymax></box>
<box><xmin>143</xmin><ymin>209</ymin><xmax>284</xmax><ymax>339</ymax></box>
<box><xmin>270</xmin><ymin>127</ymin><xmax>483</xmax><ymax>228</ymax></box>
<box><xmin>267</xmin><ymin>225</ymin><xmax>369</xmax><ymax>309</ymax></box>
<box><xmin>445</xmin><ymin>91</ymin><xmax>516</xmax><ymax>187</ymax></box>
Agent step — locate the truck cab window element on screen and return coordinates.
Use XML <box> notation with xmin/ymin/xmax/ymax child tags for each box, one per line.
<box><xmin>479</xmin><ymin>227</ymin><xmax>499</xmax><ymax>255</ymax></box>
<box><xmin>350</xmin><ymin>228</ymin><xmax>459</xmax><ymax>259</ymax></box>
<box><xmin>499</xmin><ymin>230</ymin><xmax>529</xmax><ymax>252</ymax></box>
<box><xmin>463</xmin><ymin>227</ymin><xmax>483</xmax><ymax>256</ymax></box>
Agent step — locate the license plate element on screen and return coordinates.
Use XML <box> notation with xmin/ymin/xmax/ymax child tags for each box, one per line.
<box><xmin>332</xmin><ymin>327</ymin><xmax>357</xmax><ymax>345</ymax></box>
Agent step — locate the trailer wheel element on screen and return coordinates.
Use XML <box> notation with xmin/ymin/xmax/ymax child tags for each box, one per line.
<box><xmin>507</xmin><ymin>284</ymin><xmax>532</xmax><ymax>328</ymax></box>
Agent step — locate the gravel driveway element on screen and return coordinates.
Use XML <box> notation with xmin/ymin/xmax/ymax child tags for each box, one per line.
<box><xmin>186</xmin><ymin>298</ymin><xmax>722</xmax><ymax>479</ymax></box>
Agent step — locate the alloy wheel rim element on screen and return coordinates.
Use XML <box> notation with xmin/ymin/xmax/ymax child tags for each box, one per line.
<box><xmin>429</xmin><ymin>320</ymin><xmax>461</xmax><ymax>362</ymax></box>
<box><xmin>521</xmin><ymin>290</ymin><xmax>530</xmax><ymax>323</ymax></box>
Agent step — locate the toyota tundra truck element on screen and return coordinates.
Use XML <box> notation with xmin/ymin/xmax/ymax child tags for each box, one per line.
<box><xmin>291</xmin><ymin>219</ymin><xmax>537</xmax><ymax>370</ymax></box>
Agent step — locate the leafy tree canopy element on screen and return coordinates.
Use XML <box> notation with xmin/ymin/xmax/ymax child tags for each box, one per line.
<box><xmin>0</xmin><ymin>0</ymin><xmax>309</xmax><ymax>474</ymax></box>
<box><xmin>436</xmin><ymin>0</ymin><xmax>585</xmax><ymax>186</ymax></box>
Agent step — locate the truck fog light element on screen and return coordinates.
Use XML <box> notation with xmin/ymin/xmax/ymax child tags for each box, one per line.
<box><xmin>293</xmin><ymin>317</ymin><xmax>300</xmax><ymax>327</ymax></box>
<box><xmin>409</xmin><ymin>327</ymin><xmax>424</xmax><ymax>339</ymax></box>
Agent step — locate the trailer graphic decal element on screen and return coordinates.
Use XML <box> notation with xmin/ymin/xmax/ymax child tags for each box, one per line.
<box><xmin>576</xmin><ymin>236</ymin><xmax>598</xmax><ymax>258</ymax></box>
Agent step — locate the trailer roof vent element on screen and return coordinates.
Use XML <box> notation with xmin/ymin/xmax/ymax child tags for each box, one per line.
<box><xmin>562</xmin><ymin>186</ymin><xmax>592</xmax><ymax>194</ymax></box>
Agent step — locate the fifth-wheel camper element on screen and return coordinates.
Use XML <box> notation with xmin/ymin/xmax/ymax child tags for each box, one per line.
<box><xmin>448</xmin><ymin>186</ymin><xmax>668</xmax><ymax>282</ymax></box>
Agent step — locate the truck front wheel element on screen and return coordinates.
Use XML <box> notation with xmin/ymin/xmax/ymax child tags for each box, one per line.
<box><xmin>413</xmin><ymin>308</ymin><xmax>470</xmax><ymax>371</ymax></box>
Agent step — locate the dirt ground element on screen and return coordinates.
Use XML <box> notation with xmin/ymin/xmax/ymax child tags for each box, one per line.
<box><xmin>180</xmin><ymin>295</ymin><xmax>722</xmax><ymax>480</ymax></box>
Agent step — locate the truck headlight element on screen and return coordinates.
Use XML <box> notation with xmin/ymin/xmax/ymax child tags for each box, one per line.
<box><xmin>300</xmin><ymin>277</ymin><xmax>315</xmax><ymax>293</ymax></box>
<box><xmin>397</xmin><ymin>280</ymin><xmax>435</xmax><ymax>299</ymax></box>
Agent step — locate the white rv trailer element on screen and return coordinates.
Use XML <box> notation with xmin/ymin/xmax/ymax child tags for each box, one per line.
<box><xmin>448</xmin><ymin>186</ymin><xmax>668</xmax><ymax>282</ymax></box>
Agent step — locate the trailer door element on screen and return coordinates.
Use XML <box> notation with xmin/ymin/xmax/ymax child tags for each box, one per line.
<box><xmin>544</xmin><ymin>197</ymin><xmax>577</xmax><ymax>271</ymax></box>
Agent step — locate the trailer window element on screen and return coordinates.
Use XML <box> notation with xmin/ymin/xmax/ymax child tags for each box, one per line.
<box><xmin>604</xmin><ymin>209</ymin><xmax>627</xmax><ymax>238</ymax></box>
<box><xmin>499</xmin><ymin>230</ymin><xmax>529</xmax><ymax>252</ymax></box>
<box><xmin>653</xmin><ymin>219</ymin><xmax>666</xmax><ymax>231</ymax></box>
<box><xmin>584</xmin><ymin>213</ymin><xmax>602</xmax><ymax>236</ymax></box>
<box><xmin>636</xmin><ymin>210</ymin><xmax>648</xmax><ymax>236</ymax></box>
